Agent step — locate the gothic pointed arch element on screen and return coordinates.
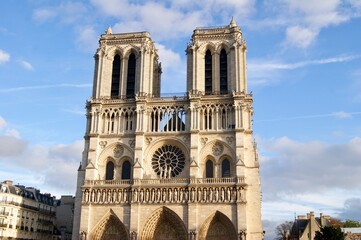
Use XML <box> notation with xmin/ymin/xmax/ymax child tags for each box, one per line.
<box><xmin>206</xmin><ymin>159</ymin><xmax>214</xmax><ymax>178</ymax></box>
<box><xmin>111</xmin><ymin>54</ymin><xmax>121</xmax><ymax>97</ymax></box>
<box><xmin>221</xmin><ymin>158</ymin><xmax>230</xmax><ymax>177</ymax></box>
<box><xmin>90</xmin><ymin>209</ymin><xmax>129</xmax><ymax>240</ymax></box>
<box><xmin>140</xmin><ymin>206</ymin><xmax>187</xmax><ymax>240</ymax></box>
<box><xmin>198</xmin><ymin>211</ymin><xmax>237</xmax><ymax>240</ymax></box>
<box><xmin>126</xmin><ymin>52</ymin><xmax>136</xmax><ymax>98</ymax></box>
<box><xmin>199</xmin><ymin>140</ymin><xmax>236</xmax><ymax>165</ymax></box>
<box><xmin>105</xmin><ymin>160</ymin><xmax>115</xmax><ymax>180</ymax></box>
<box><xmin>205</xmin><ymin>49</ymin><xmax>213</xmax><ymax>94</ymax></box>
<box><xmin>219</xmin><ymin>48</ymin><xmax>228</xmax><ymax>93</ymax></box>
<box><xmin>121</xmin><ymin>160</ymin><xmax>132</xmax><ymax>179</ymax></box>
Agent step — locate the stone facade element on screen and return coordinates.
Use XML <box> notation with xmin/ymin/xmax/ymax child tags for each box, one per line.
<box><xmin>0</xmin><ymin>180</ymin><xmax>57</xmax><ymax>239</ymax></box>
<box><xmin>72</xmin><ymin>18</ymin><xmax>263</xmax><ymax>240</ymax></box>
<box><xmin>55</xmin><ymin>196</ymin><xmax>75</xmax><ymax>240</ymax></box>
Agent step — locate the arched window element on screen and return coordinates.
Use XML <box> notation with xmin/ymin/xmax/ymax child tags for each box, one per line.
<box><xmin>206</xmin><ymin>160</ymin><xmax>214</xmax><ymax>178</ymax></box>
<box><xmin>205</xmin><ymin>50</ymin><xmax>212</xmax><ymax>94</ymax></box>
<box><xmin>122</xmin><ymin>161</ymin><xmax>131</xmax><ymax>180</ymax></box>
<box><xmin>221</xmin><ymin>159</ymin><xmax>230</xmax><ymax>177</ymax></box>
<box><xmin>105</xmin><ymin>161</ymin><xmax>114</xmax><ymax>180</ymax></box>
<box><xmin>219</xmin><ymin>49</ymin><xmax>228</xmax><ymax>93</ymax></box>
<box><xmin>126</xmin><ymin>53</ymin><xmax>136</xmax><ymax>98</ymax></box>
<box><xmin>111</xmin><ymin>54</ymin><xmax>121</xmax><ymax>97</ymax></box>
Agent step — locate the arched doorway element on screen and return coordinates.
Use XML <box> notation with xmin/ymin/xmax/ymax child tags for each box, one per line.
<box><xmin>91</xmin><ymin>210</ymin><xmax>129</xmax><ymax>240</ymax></box>
<box><xmin>199</xmin><ymin>211</ymin><xmax>237</xmax><ymax>240</ymax></box>
<box><xmin>141</xmin><ymin>206</ymin><xmax>187</xmax><ymax>240</ymax></box>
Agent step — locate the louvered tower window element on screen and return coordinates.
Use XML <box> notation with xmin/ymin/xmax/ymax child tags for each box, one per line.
<box><xmin>220</xmin><ymin>49</ymin><xmax>228</xmax><ymax>93</ymax></box>
<box><xmin>205</xmin><ymin>50</ymin><xmax>212</xmax><ymax>94</ymax></box>
<box><xmin>111</xmin><ymin>54</ymin><xmax>121</xmax><ymax>97</ymax></box>
<box><xmin>126</xmin><ymin>53</ymin><xmax>136</xmax><ymax>98</ymax></box>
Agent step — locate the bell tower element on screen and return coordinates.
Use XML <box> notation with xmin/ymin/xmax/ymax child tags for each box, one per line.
<box><xmin>92</xmin><ymin>27</ymin><xmax>161</xmax><ymax>99</ymax></box>
<box><xmin>186</xmin><ymin>17</ymin><xmax>247</xmax><ymax>95</ymax></box>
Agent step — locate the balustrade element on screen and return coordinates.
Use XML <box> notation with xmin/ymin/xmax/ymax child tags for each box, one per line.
<box><xmin>149</xmin><ymin>105</ymin><xmax>187</xmax><ymax>133</ymax></box>
<box><xmin>88</xmin><ymin>98</ymin><xmax>247</xmax><ymax>134</ymax></box>
<box><xmin>84</xmin><ymin>177</ymin><xmax>245</xmax><ymax>186</ymax></box>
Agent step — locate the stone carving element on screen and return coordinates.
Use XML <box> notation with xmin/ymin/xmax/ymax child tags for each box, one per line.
<box><xmin>82</xmin><ymin>185</ymin><xmax>246</xmax><ymax>205</ymax></box>
<box><xmin>200</xmin><ymin>137</ymin><xmax>208</xmax><ymax>146</ymax></box>
<box><xmin>128</xmin><ymin>139</ymin><xmax>135</xmax><ymax>148</ymax></box>
<box><xmin>99</xmin><ymin>141</ymin><xmax>107</xmax><ymax>149</ymax></box>
<box><xmin>145</xmin><ymin>137</ymin><xmax>152</xmax><ymax>145</ymax></box>
<box><xmin>225</xmin><ymin>137</ymin><xmax>233</xmax><ymax>145</ymax></box>
<box><xmin>152</xmin><ymin>145</ymin><xmax>185</xmax><ymax>178</ymax></box>
<box><xmin>212</xmin><ymin>142</ymin><xmax>224</xmax><ymax>156</ymax></box>
<box><xmin>183</xmin><ymin>136</ymin><xmax>190</xmax><ymax>145</ymax></box>
<box><xmin>239</xmin><ymin>229</ymin><xmax>247</xmax><ymax>240</ymax></box>
<box><xmin>130</xmin><ymin>231</ymin><xmax>137</xmax><ymax>240</ymax></box>
<box><xmin>113</xmin><ymin>144</ymin><xmax>124</xmax><ymax>158</ymax></box>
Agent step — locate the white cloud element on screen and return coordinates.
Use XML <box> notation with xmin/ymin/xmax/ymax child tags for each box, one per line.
<box><xmin>18</xmin><ymin>60</ymin><xmax>34</xmax><ymax>71</ymax></box>
<box><xmin>338</xmin><ymin>198</ymin><xmax>361</xmax><ymax>220</ymax></box>
<box><xmin>332</xmin><ymin>111</ymin><xmax>353</xmax><ymax>119</ymax></box>
<box><xmin>0</xmin><ymin>49</ymin><xmax>10</xmax><ymax>64</ymax></box>
<box><xmin>260</xmin><ymin>136</ymin><xmax>361</xmax><ymax>201</ymax></box>
<box><xmin>75</xmin><ymin>26</ymin><xmax>98</xmax><ymax>53</ymax></box>
<box><xmin>5</xmin><ymin>129</ymin><xmax>21</xmax><ymax>139</ymax></box>
<box><xmin>157</xmin><ymin>44</ymin><xmax>182</xmax><ymax>70</ymax></box>
<box><xmin>0</xmin><ymin>138</ymin><xmax>82</xmax><ymax>194</ymax></box>
<box><xmin>285</xmin><ymin>0</ymin><xmax>340</xmax><ymax>15</ymax></box>
<box><xmin>0</xmin><ymin>117</ymin><xmax>82</xmax><ymax>195</ymax></box>
<box><xmin>248</xmin><ymin>55</ymin><xmax>360</xmax><ymax>86</ymax></box>
<box><xmin>0</xmin><ymin>116</ymin><xmax>6</xmax><ymax>129</ymax></box>
<box><xmin>32</xmin><ymin>8</ymin><xmax>57</xmax><ymax>22</ymax></box>
<box><xmin>90</xmin><ymin>0</ymin><xmax>133</xmax><ymax>18</ymax></box>
<box><xmin>285</xmin><ymin>26</ymin><xmax>318</xmax><ymax>48</ymax></box>
<box><xmin>111</xmin><ymin>2</ymin><xmax>207</xmax><ymax>41</ymax></box>
<box><xmin>0</xmin><ymin>135</ymin><xmax>27</xmax><ymax>157</ymax></box>
<box><xmin>267</xmin><ymin>0</ymin><xmax>358</xmax><ymax>48</ymax></box>
<box><xmin>33</xmin><ymin>2</ymin><xmax>87</xmax><ymax>24</ymax></box>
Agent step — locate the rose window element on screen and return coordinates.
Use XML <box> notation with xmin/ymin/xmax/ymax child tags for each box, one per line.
<box><xmin>152</xmin><ymin>145</ymin><xmax>185</xmax><ymax>178</ymax></box>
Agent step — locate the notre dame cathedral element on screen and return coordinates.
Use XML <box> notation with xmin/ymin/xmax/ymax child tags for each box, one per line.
<box><xmin>72</xmin><ymin>18</ymin><xmax>263</xmax><ymax>240</ymax></box>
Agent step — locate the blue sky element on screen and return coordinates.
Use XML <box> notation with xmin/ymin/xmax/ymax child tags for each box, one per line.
<box><xmin>0</xmin><ymin>0</ymin><xmax>360</xmax><ymax>239</ymax></box>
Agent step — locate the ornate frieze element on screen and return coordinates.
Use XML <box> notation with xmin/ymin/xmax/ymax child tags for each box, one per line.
<box><xmin>82</xmin><ymin>185</ymin><xmax>246</xmax><ymax>205</ymax></box>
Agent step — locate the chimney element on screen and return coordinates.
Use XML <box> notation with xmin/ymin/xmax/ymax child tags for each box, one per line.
<box><xmin>4</xmin><ymin>180</ymin><xmax>13</xmax><ymax>186</ymax></box>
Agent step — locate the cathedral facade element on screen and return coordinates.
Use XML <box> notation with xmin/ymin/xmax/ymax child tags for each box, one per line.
<box><xmin>72</xmin><ymin>18</ymin><xmax>263</xmax><ymax>240</ymax></box>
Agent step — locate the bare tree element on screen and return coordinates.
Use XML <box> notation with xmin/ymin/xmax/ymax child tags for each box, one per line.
<box><xmin>275</xmin><ymin>221</ymin><xmax>293</xmax><ymax>240</ymax></box>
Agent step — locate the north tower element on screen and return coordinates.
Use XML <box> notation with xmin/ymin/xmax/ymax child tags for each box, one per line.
<box><xmin>73</xmin><ymin>18</ymin><xmax>263</xmax><ymax>240</ymax></box>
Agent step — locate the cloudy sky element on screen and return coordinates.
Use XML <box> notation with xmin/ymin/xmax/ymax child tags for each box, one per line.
<box><xmin>0</xmin><ymin>0</ymin><xmax>360</xmax><ymax>239</ymax></box>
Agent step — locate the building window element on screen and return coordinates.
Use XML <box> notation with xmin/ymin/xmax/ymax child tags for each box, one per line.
<box><xmin>219</xmin><ymin>49</ymin><xmax>227</xmax><ymax>93</ymax></box>
<box><xmin>205</xmin><ymin>50</ymin><xmax>212</xmax><ymax>94</ymax></box>
<box><xmin>122</xmin><ymin>161</ymin><xmax>131</xmax><ymax>180</ymax></box>
<box><xmin>221</xmin><ymin>159</ymin><xmax>230</xmax><ymax>177</ymax></box>
<box><xmin>105</xmin><ymin>161</ymin><xmax>114</xmax><ymax>180</ymax></box>
<box><xmin>126</xmin><ymin>53</ymin><xmax>136</xmax><ymax>98</ymax></box>
<box><xmin>152</xmin><ymin>145</ymin><xmax>185</xmax><ymax>178</ymax></box>
<box><xmin>111</xmin><ymin>54</ymin><xmax>121</xmax><ymax>97</ymax></box>
<box><xmin>206</xmin><ymin>160</ymin><xmax>214</xmax><ymax>178</ymax></box>
<box><xmin>204</xmin><ymin>109</ymin><xmax>212</xmax><ymax>130</ymax></box>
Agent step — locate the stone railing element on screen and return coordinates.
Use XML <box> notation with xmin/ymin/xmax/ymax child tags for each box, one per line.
<box><xmin>84</xmin><ymin>177</ymin><xmax>245</xmax><ymax>187</ymax></box>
